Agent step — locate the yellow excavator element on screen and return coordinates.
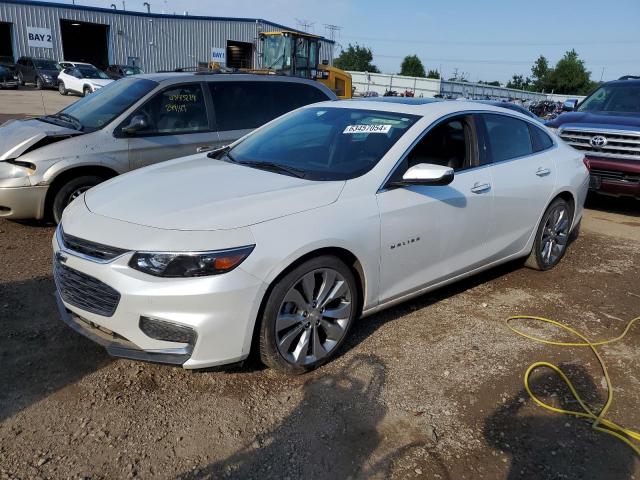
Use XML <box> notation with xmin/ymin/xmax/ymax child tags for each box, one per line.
<box><xmin>258</xmin><ymin>31</ymin><xmax>352</xmax><ymax>99</ymax></box>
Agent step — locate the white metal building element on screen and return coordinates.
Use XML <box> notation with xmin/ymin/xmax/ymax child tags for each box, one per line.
<box><xmin>0</xmin><ymin>0</ymin><xmax>334</xmax><ymax>72</ymax></box>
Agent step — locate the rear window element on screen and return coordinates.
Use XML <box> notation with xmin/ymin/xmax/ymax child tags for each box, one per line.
<box><xmin>209</xmin><ymin>81</ymin><xmax>331</xmax><ymax>131</ymax></box>
<box><xmin>529</xmin><ymin>124</ymin><xmax>554</xmax><ymax>152</ymax></box>
<box><xmin>226</xmin><ymin>107</ymin><xmax>419</xmax><ymax>181</ymax></box>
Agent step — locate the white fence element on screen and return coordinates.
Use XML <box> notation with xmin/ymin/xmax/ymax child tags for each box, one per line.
<box><xmin>349</xmin><ymin>71</ymin><xmax>586</xmax><ymax>102</ymax></box>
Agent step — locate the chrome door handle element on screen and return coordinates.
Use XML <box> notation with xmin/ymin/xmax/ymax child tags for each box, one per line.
<box><xmin>196</xmin><ymin>145</ymin><xmax>213</xmax><ymax>153</ymax></box>
<box><xmin>470</xmin><ymin>182</ymin><xmax>491</xmax><ymax>194</ymax></box>
<box><xmin>536</xmin><ymin>167</ymin><xmax>551</xmax><ymax>177</ymax></box>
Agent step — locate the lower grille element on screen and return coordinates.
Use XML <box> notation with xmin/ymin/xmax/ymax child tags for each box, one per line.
<box><xmin>54</xmin><ymin>259</ymin><xmax>121</xmax><ymax>317</ymax></box>
<box><xmin>591</xmin><ymin>168</ymin><xmax>640</xmax><ymax>183</ymax></box>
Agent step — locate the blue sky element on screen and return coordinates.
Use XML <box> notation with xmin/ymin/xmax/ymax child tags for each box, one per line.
<box><xmin>35</xmin><ymin>0</ymin><xmax>640</xmax><ymax>83</ymax></box>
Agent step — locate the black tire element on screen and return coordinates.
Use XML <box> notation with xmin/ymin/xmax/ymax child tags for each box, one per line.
<box><xmin>83</xmin><ymin>86</ymin><xmax>91</xmax><ymax>97</ymax></box>
<box><xmin>58</xmin><ymin>81</ymin><xmax>68</xmax><ymax>95</ymax></box>
<box><xmin>52</xmin><ymin>175</ymin><xmax>105</xmax><ymax>224</ymax></box>
<box><xmin>525</xmin><ymin>197</ymin><xmax>573</xmax><ymax>271</ymax></box>
<box><xmin>18</xmin><ymin>72</ymin><xmax>25</xmax><ymax>86</ymax></box>
<box><xmin>35</xmin><ymin>76</ymin><xmax>43</xmax><ymax>90</ymax></box>
<box><xmin>259</xmin><ymin>255</ymin><xmax>359</xmax><ymax>374</ymax></box>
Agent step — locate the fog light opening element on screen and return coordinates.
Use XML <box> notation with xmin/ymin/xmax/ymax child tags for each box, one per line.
<box><xmin>139</xmin><ymin>316</ymin><xmax>197</xmax><ymax>345</ymax></box>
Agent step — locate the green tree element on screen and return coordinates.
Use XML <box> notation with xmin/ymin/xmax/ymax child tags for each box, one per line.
<box><xmin>399</xmin><ymin>55</ymin><xmax>426</xmax><ymax>77</ymax></box>
<box><xmin>506</xmin><ymin>74</ymin><xmax>532</xmax><ymax>91</ymax></box>
<box><xmin>548</xmin><ymin>49</ymin><xmax>594</xmax><ymax>95</ymax></box>
<box><xmin>426</xmin><ymin>69</ymin><xmax>440</xmax><ymax>79</ymax></box>
<box><xmin>531</xmin><ymin>55</ymin><xmax>550</xmax><ymax>91</ymax></box>
<box><xmin>334</xmin><ymin>44</ymin><xmax>380</xmax><ymax>73</ymax></box>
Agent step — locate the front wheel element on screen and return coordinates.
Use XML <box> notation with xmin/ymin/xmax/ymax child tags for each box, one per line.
<box><xmin>35</xmin><ymin>77</ymin><xmax>43</xmax><ymax>90</ymax></box>
<box><xmin>525</xmin><ymin>198</ymin><xmax>573</xmax><ymax>271</ymax></box>
<box><xmin>83</xmin><ymin>86</ymin><xmax>91</xmax><ymax>97</ymax></box>
<box><xmin>58</xmin><ymin>82</ymin><xmax>68</xmax><ymax>95</ymax></box>
<box><xmin>18</xmin><ymin>72</ymin><xmax>25</xmax><ymax>86</ymax></box>
<box><xmin>52</xmin><ymin>175</ymin><xmax>105</xmax><ymax>224</ymax></box>
<box><xmin>259</xmin><ymin>256</ymin><xmax>359</xmax><ymax>374</ymax></box>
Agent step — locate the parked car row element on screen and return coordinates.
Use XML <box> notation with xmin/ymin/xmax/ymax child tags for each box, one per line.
<box><xmin>0</xmin><ymin>55</ymin><xmax>143</xmax><ymax>94</ymax></box>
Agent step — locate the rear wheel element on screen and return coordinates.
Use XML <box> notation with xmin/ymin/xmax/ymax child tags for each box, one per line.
<box><xmin>259</xmin><ymin>255</ymin><xmax>359</xmax><ymax>374</ymax></box>
<box><xmin>52</xmin><ymin>175</ymin><xmax>105</xmax><ymax>224</ymax></box>
<box><xmin>58</xmin><ymin>81</ymin><xmax>68</xmax><ymax>95</ymax></box>
<box><xmin>83</xmin><ymin>86</ymin><xmax>91</xmax><ymax>97</ymax></box>
<box><xmin>35</xmin><ymin>77</ymin><xmax>43</xmax><ymax>90</ymax></box>
<box><xmin>525</xmin><ymin>198</ymin><xmax>573</xmax><ymax>271</ymax></box>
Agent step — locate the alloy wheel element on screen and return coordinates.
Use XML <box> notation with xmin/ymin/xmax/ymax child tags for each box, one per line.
<box><xmin>540</xmin><ymin>204</ymin><xmax>570</xmax><ymax>266</ymax></box>
<box><xmin>275</xmin><ymin>268</ymin><xmax>352</xmax><ymax>366</ymax></box>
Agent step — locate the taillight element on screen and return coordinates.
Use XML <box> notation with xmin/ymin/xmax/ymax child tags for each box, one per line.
<box><xmin>583</xmin><ymin>156</ymin><xmax>591</xmax><ymax>172</ymax></box>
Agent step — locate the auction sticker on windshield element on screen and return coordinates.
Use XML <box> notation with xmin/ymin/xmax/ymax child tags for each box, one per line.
<box><xmin>343</xmin><ymin>124</ymin><xmax>392</xmax><ymax>134</ymax></box>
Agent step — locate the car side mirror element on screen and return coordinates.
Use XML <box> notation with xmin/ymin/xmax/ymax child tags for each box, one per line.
<box><xmin>562</xmin><ymin>99</ymin><xmax>578</xmax><ymax>112</ymax></box>
<box><xmin>392</xmin><ymin>163</ymin><xmax>454</xmax><ymax>187</ymax></box>
<box><xmin>122</xmin><ymin>115</ymin><xmax>148</xmax><ymax>134</ymax></box>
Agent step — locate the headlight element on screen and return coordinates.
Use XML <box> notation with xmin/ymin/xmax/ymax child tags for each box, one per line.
<box><xmin>129</xmin><ymin>245</ymin><xmax>255</xmax><ymax>277</ymax></box>
<box><xmin>42</xmin><ymin>74</ymin><xmax>51</xmax><ymax>80</ymax></box>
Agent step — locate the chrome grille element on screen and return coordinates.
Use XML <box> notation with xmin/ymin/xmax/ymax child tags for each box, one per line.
<box><xmin>59</xmin><ymin>226</ymin><xmax>128</xmax><ymax>262</ymax></box>
<box><xmin>559</xmin><ymin>128</ymin><xmax>640</xmax><ymax>160</ymax></box>
<box><xmin>590</xmin><ymin>168</ymin><xmax>640</xmax><ymax>183</ymax></box>
<box><xmin>54</xmin><ymin>259</ymin><xmax>121</xmax><ymax>317</ymax></box>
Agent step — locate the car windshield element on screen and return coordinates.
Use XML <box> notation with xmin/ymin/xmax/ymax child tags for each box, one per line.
<box><xmin>79</xmin><ymin>68</ymin><xmax>109</xmax><ymax>79</ymax></box>
<box><xmin>227</xmin><ymin>107</ymin><xmax>420</xmax><ymax>181</ymax></box>
<box><xmin>124</xmin><ymin>66</ymin><xmax>142</xmax><ymax>75</ymax></box>
<box><xmin>33</xmin><ymin>59</ymin><xmax>59</xmax><ymax>70</ymax></box>
<box><xmin>57</xmin><ymin>78</ymin><xmax>157</xmax><ymax>132</ymax></box>
<box><xmin>577</xmin><ymin>84</ymin><xmax>640</xmax><ymax>113</ymax></box>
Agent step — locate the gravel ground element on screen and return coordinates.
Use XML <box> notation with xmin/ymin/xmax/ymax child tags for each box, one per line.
<box><xmin>0</xmin><ymin>100</ymin><xmax>639</xmax><ymax>478</ymax></box>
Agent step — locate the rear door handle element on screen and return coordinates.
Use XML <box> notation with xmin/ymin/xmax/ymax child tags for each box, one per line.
<box><xmin>536</xmin><ymin>167</ymin><xmax>551</xmax><ymax>177</ymax></box>
<box><xmin>470</xmin><ymin>182</ymin><xmax>491</xmax><ymax>194</ymax></box>
<box><xmin>196</xmin><ymin>145</ymin><xmax>213</xmax><ymax>153</ymax></box>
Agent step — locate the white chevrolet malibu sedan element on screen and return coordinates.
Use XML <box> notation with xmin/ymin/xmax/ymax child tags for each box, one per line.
<box><xmin>53</xmin><ymin>98</ymin><xmax>589</xmax><ymax>374</ymax></box>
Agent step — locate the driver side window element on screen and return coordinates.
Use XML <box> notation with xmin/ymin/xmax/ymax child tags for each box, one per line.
<box><xmin>402</xmin><ymin>115</ymin><xmax>477</xmax><ymax>175</ymax></box>
<box><xmin>128</xmin><ymin>84</ymin><xmax>209</xmax><ymax>135</ymax></box>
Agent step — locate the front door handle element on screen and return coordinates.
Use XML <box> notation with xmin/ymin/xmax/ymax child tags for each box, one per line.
<box><xmin>196</xmin><ymin>145</ymin><xmax>213</xmax><ymax>153</ymax></box>
<box><xmin>471</xmin><ymin>182</ymin><xmax>491</xmax><ymax>194</ymax></box>
<box><xmin>536</xmin><ymin>167</ymin><xmax>551</xmax><ymax>177</ymax></box>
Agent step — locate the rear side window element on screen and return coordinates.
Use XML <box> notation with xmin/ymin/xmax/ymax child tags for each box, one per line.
<box><xmin>209</xmin><ymin>81</ymin><xmax>330</xmax><ymax>131</ymax></box>
<box><xmin>529</xmin><ymin>124</ymin><xmax>554</xmax><ymax>152</ymax></box>
<box><xmin>482</xmin><ymin>114</ymin><xmax>533</xmax><ymax>162</ymax></box>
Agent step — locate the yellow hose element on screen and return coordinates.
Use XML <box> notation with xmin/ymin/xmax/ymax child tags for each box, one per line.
<box><xmin>506</xmin><ymin>315</ymin><xmax>640</xmax><ymax>456</ymax></box>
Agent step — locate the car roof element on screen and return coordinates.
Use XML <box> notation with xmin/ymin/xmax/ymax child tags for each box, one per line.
<box><xmin>134</xmin><ymin>72</ymin><xmax>337</xmax><ymax>95</ymax></box>
<box><xmin>353</xmin><ymin>97</ymin><xmax>441</xmax><ymax>105</ymax></box>
<box><xmin>311</xmin><ymin>97</ymin><xmax>541</xmax><ymax>120</ymax></box>
<box><xmin>604</xmin><ymin>78</ymin><xmax>640</xmax><ymax>86</ymax></box>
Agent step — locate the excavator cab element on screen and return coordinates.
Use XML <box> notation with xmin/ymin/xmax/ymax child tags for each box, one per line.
<box><xmin>260</xmin><ymin>31</ymin><xmax>352</xmax><ymax>99</ymax></box>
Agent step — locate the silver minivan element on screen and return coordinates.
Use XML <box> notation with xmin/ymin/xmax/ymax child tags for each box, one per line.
<box><xmin>0</xmin><ymin>73</ymin><xmax>335</xmax><ymax>222</ymax></box>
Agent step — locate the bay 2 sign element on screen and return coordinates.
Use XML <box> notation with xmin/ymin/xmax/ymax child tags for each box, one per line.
<box><xmin>27</xmin><ymin>27</ymin><xmax>53</xmax><ymax>48</ymax></box>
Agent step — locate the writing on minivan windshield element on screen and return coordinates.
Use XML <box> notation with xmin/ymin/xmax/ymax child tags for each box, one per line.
<box><xmin>226</xmin><ymin>107</ymin><xmax>419</xmax><ymax>181</ymax></box>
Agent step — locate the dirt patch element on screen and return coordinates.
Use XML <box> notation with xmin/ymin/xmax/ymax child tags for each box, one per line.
<box><xmin>1</xmin><ymin>205</ymin><xmax>638</xmax><ymax>479</ymax></box>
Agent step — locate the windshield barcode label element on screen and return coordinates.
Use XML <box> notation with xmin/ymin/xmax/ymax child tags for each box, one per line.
<box><xmin>343</xmin><ymin>124</ymin><xmax>392</xmax><ymax>134</ymax></box>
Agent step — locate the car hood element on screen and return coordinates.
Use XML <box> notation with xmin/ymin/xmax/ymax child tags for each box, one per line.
<box><xmin>84</xmin><ymin>156</ymin><xmax>345</xmax><ymax>231</ymax></box>
<box><xmin>0</xmin><ymin>118</ymin><xmax>81</xmax><ymax>160</ymax></box>
<box><xmin>548</xmin><ymin>111</ymin><xmax>640</xmax><ymax>131</ymax></box>
<box><xmin>87</xmin><ymin>79</ymin><xmax>113</xmax><ymax>87</ymax></box>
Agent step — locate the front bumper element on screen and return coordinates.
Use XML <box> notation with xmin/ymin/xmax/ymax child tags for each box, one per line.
<box><xmin>52</xmin><ymin>232</ymin><xmax>267</xmax><ymax>369</ymax></box>
<box><xmin>1</xmin><ymin>80</ymin><xmax>18</xmax><ymax>88</ymax></box>
<box><xmin>0</xmin><ymin>185</ymin><xmax>48</xmax><ymax>219</ymax></box>
<box><xmin>587</xmin><ymin>156</ymin><xmax>640</xmax><ymax>199</ymax></box>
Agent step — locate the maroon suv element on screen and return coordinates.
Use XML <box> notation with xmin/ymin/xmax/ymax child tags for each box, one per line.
<box><xmin>547</xmin><ymin>76</ymin><xmax>640</xmax><ymax>199</ymax></box>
